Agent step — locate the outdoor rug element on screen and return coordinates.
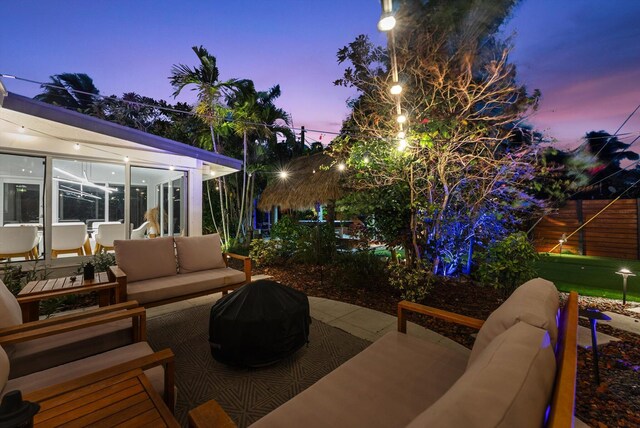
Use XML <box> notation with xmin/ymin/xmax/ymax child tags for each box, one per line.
<box><xmin>147</xmin><ymin>303</ymin><xmax>372</xmax><ymax>427</ymax></box>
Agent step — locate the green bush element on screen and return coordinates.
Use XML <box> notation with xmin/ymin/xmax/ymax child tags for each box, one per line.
<box><xmin>474</xmin><ymin>232</ymin><xmax>538</xmax><ymax>294</ymax></box>
<box><xmin>250</xmin><ymin>239</ymin><xmax>284</xmax><ymax>267</ymax></box>
<box><xmin>89</xmin><ymin>252</ymin><xmax>116</xmax><ymax>273</ymax></box>
<box><xmin>295</xmin><ymin>224</ymin><xmax>337</xmax><ymax>265</ymax></box>
<box><xmin>332</xmin><ymin>250</ymin><xmax>387</xmax><ymax>289</ymax></box>
<box><xmin>270</xmin><ymin>217</ymin><xmax>305</xmax><ymax>257</ymax></box>
<box><xmin>1</xmin><ymin>264</ymin><xmax>40</xmax><ymax>295</ymax></box>
<box><xmin>387</xmin><ymin>261</ymin><xmax>434</xmax><ymax>302</ymax></box>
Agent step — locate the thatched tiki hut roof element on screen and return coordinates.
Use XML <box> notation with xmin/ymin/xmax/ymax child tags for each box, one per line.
<box><xmin>257</xmin><ymin>153</ymin><xmax>345</xmax><ymax>211</ymax></box>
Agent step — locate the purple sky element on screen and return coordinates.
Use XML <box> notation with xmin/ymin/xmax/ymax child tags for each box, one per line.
<box><xmin>2</xmin><ymin>0</ymin><xmax>639</xmax><ymax>149</ymax></box>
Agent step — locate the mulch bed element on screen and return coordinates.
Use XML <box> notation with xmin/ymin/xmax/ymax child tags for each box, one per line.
<box><xmin>257</xmin><ymin>264</ymin><xmax>640</xmax><ymax>428</ymax></box>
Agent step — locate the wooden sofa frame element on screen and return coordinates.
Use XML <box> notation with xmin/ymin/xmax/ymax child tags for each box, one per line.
<box><xmin>108</xmin><ymin>252</ymin><xmax>252</xmax><ymax>308</ymax></box>
<box><xmin>191</xmin><ymin>291</ymin><xmax>579</xmax><ymax>428</ymax></box>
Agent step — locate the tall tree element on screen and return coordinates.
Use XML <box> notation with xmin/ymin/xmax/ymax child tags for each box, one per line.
<box><xmin>332</xmin><ymin>0</ymin><xmax>542</xmax><ymax>273</ymax></box>
<box><xmin>34</xmin><ymin>73</ymin><xmax>101</xmax><ymax>115</ymax></box>
<box><xmin>170</xmin><ymin>46</ymin><xmax>244</xmax><ymax>245</ymax></box>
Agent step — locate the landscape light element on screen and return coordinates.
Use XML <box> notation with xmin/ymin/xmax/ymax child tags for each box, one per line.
<box><xmin>615</xmin><ymin>268</ymin><xmax>636</xmax><ymax>305</ymax></box>
<box><xmin>390</xmin><ymin>84</ymin><xmax>403</xmax><ymax>95</ymax></box>
<box><xmin>397</xmin><ymin>114</ymin><xmax>407</xmax><ymax>124</ymax></box>
<box><xmin>377</xmin><ymin>13</ymin><xmax>396</xmax><ymax>31</ymax></box>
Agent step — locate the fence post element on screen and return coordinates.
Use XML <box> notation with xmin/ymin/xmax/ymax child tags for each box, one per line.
<box><xmin>577</xmin><ymin>200</ymin><xmax>585</xmax><ymax>256</ymax></box>
<box><xmin>637</xmin><ymin>199</ymin><xmax>640</xmax><ymax>260</ymax></box>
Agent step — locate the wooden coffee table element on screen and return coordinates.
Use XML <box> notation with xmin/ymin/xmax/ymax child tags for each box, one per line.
<box><xmin>25</xmin><ymin>368</ymin><xmax>179</xmax><ymax>427</ymax></box>
<box><xmin>18</xmin><ymin>272</ymin><xmax>119</xmax><ymax>322</ymax></box>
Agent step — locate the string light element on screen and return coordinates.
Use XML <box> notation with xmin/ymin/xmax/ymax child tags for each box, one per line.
<box><xmin>390</xmin><ymin>84</ymin><xmax>403</xmax><ymax>95</ymax></box>
<box><xmin>337</xmin><ymin>163</ymin><xmax>346</xmax><ymax>171</ymax></box>
<box><xmin>74</xmin><ymin>143</ymin><xmax>80</xmax><ymax>150</ymax></box>
<box><xmin>279</xmin><ymin>170</ymin><xmax>289</xmax><ymax>179</ymax></box>
<box><xmin>363</xmin><ymin>156</ymin><xmax>370</xmax><ymax>164</ymax></box>
<box><xmin>397</xmin><ymin>131</ymin><xmax>406</xmax><ymax>139</ymax></box>
<box><xmin>123</xmin><ymin>156</ymin><xmax>129</xmax><ymax>163</ymax></box>
<box><xmin>377</xmin><ymin>12</ymin><xmax>396</xmax><ymax>31</ymax></box>
<box><xmin>18</xmin><ymin>125</ymin><xmax>25</xmax><ymax>133</ymax></box>
<box><xmin>169</xmin><ymin>165</ymin><xmax>175</xmax><ymax>171</ymax></box>
<box><xmin>397</xmin><ymin>114</ymin><xmax>407</xmax><ymax>124</ymax></box>
<box><xmin>397</xmin><ymin>139</ymin><xmax>408</xmax><ymax>151</ymax></box>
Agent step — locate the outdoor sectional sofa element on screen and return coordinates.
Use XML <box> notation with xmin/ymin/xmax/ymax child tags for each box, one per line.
<box><xmin>243</xmin><ymin>278</ymin><xmax>578</xmax><ymax>428</ymax></box>
<box><xmin>109</xmin><ymin>234</ymin><xmax>251</xmax><ymax>307</ymax></box>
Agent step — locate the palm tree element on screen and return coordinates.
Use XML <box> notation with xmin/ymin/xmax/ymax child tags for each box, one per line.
<box><xmin>170</xmin><ymin>46</ymin><xmax>244</xmax><ymax>244</ymax></box>
<box><xmin>34</xmin><ymin>73</ymin><xmax>100</xmax><ymax>115</ymax></box>
<box><xmin>224</xmin><ymin>81</ymin><xmax>292</xmax><ymax>241</ymax></box>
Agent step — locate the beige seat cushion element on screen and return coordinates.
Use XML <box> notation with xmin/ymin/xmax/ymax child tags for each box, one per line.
<box><xmin>0</xmin><ymin>346</ymin><xmax>8</xmax><ymax>395</ymax></box>
<box><xmin>127</xmin><ymin>268</ymin><xmax>246</xmax><ymax>304</ymax></box>
<box><xmin>114</xmin><ymin>237</ymin><xmax>177</xmax><ymax>283</ymax></box>
<box><xmin>175</xmin><ymin>234</ymin><xmax>226</xmax><ymax>274</ymax></box>
<box><xmin>3</xmin><ymin>342</ymin><xmax>164</xmax><ymax>399</ymax></box>
<box><xmin>0</xmin><ymin>280</ymin><xmax>22</xmax><ymax>327</ymax></box>
<box><xmin>408</xmin><ymin>322</ymin><xmax>556</xmax><ymax>428</ymax></box>
<box><xmin>9</xmin><ymin>319</ymin><xmax>133</xmax><ymax>379</ymax></box>
<box><xmin>250</xmin><ymin>331</ymin><xmax>468</xmax><ymax>428</ymax></box>
<box><xmin>469</xmin><ymin>277</ymin><xmax>559</xmax><ymax>365</ymax></box>
<box><xmin>0</xmin><ymin>280</ymin><xmax>22</xmax><ymax>358</ymax></box>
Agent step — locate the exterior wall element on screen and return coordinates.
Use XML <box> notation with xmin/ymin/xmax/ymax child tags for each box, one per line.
<box><xmin>532</xmin><ymin>199</ymin><xmax>639</xmax><ymax>260</ymax></box>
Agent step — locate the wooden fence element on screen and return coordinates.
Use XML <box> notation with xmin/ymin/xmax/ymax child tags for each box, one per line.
<box><xmin>532</xmin><ymin>198</ymin><xmax>640</xmax><ymax>260</ymax></box>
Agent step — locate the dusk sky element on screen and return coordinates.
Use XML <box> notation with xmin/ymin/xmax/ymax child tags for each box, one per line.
<box><xmin>2</xmin><ymin>0</ymin><xmax>639</xmax><ymax>150</ymax></box>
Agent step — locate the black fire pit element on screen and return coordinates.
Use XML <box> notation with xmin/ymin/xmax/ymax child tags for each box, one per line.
<box><xmin>209</xmin><ymin>279</ymin><xmax>311</xmax><ymax>367</ymax></box>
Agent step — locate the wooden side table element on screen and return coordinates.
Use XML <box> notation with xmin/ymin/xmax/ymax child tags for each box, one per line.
<box><xmin>25</xmin><ymin>368</ymin><xmax>179</xmax><ymax>427</ymax></box>
<box><xmin>189</xmin><ymin>399</ymin><xmax>237</xmax><ymax>428</ymax></box>
<box><xmin>18</xmin><ymin>272</ymin><xmax>118</xmax><ymax>322</ymax></box>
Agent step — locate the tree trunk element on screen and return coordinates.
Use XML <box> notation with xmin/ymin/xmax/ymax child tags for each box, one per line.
<box><xmin>235</xmin><ymin>130</ymin><xmax>248</xmax><ymax>241</ymax></box>
<box><xmin>326</xmin><ymin>200</ymin><xmax>336</xmax><ymax>225</ymax></box>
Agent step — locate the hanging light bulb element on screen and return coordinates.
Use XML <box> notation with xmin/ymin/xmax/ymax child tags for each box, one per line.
<box><xmin>279</xmin><ymin>170</ymin><xmax>289</xmax><ymax>179</ymax></box>
<box><xmin>397</xmin><ymin>131</ymin><xmax>406</xmax><ymax>139</ymax></box>
<box><xmin>74</xmin><ymin>143</ymin><xmax>80</xmax><ymax>150</ymax></box>
<box><xmin>337</xmin><ymin>163</ymin><xmax>346</xmax><ymax>171</ymax></box>
<box><xmin>397</xmin><ymin>114</ymin><xmax>407</xmax><ymax>124</ymax></box>
<box><xmin>397</xmin><ymin>139</ymin><xmax>408</xmax><ymax>152</ymax></box>
<box><xmin>377</xmin><ymin>12</ymin><xmax>396</xmax><ymax>31</ymax></box>
<box><xmin>123</xmin><ymin>156</ymin><xmax>129</xmax><ymax>163</ymax></box>
<box><xmin>363</xmin><ymin>156</ymin><xmax>370</xmax><ymax>164</ymax></box>
<box><xmin>18</xmin><ymin>126</ymin><xmax>25</xmax><ymax>133</ymax></box>
<box><xmin>390</xmin><ymin>84</ymin><xmax>403</xmax><ymax>95</ymax></box>
<box><xmin>169</xmin><ymin>165</ymin><xmax>175</xmax><ymax>171</ymax></box>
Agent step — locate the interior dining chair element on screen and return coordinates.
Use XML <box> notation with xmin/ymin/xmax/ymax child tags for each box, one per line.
<box><xmin>0</xmin><ymin>226</ymin><xmax>38</xmax><ymax>261</ymax></box>
<box><xmin>51</xmin><ymin>223</ymin><xmax>90</xmax><ymax>258</ymax></box>
<box><xmin>130</xmin><ymin>221</ymin><xmax>149</xmax><ymax>240</ymax></box>
<box><xmin>95</xmin><ymin>223</ymin><xmax>126</xmax><ymax>253</ymax></box>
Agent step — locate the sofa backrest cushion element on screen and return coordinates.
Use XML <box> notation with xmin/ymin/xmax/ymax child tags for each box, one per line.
<box><xmin>468</xmin><ymin>277</ymin><xmax>559</xmax><ymax>366</ymax></box>
<box><xmin>407</xmin><ymin>322</ymin><xmax>556</xmax><ymax>428</ymax></box>
<box><xmin>0</xmin><ymin>280</ymin><xmax>22</xmax><ymax>328</ymax></box>
<box><xmin>114</xmin><ymin>237</ymin><xmax>177</xmax><ymax>283</ymax></box>
<box><xmin>175</xmin><ymin>234</ymin><xmax>226</xmax><ymax>274</ymax></box>
<box><xmin>0</xmin><ymin>346</ymin><xmax>9</xmax><ymax>395</ymax></box>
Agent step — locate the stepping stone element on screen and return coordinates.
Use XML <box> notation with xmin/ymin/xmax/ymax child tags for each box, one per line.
<box><xmin>625</xmin><ymin>305</ymin><xmax>640</xmax><ymax>315</ymax></box>
<box><xmin>602</xmin><ymin>311</ymin><xmax>640</xmax><ymax>336</ymax></box>
<box><xmin>251</xmin><ymin>274</ymin><xmax>273</xmax><ymax>281</ymax></box>
<box><xmin>577</xmin><ymin>325</ymin><xmax>620</xmax><ymax>349</ymax></box>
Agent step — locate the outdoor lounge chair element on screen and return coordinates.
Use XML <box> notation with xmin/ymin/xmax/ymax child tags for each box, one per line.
<box><xmin>0</xmin><ymin>225</ymin><xmax>38</xmax><ymax>261</ymax></box>
<box><xmin>51</xmin><ymin>223</ymin><xmax>91</xmax><ymax>257</ymax></box>
<box><xmin>0</xmin><ymin>279</ymin><xmax>143</xmax><ymax>378</ymax></box>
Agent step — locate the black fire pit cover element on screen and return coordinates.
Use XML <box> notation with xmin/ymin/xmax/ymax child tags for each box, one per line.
<box><xmin>209</xmin><ymin>279</ymin><xmax>311</xmax><ymax>367</ymax></box>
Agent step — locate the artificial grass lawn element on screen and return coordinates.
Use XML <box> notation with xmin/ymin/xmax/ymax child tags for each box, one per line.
<box><xmin>535</xmin><ymin>253</ymin><xmax>640</xmax><ymax>302</ymax></box>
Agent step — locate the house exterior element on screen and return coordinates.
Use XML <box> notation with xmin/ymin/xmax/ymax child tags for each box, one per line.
<box><xmin>0</xmin><ymin>82</ymin><xmax>241</xmax><ymax>267</ymax></box>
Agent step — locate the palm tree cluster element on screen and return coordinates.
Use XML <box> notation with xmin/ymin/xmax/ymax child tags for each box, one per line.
<box><xmin>35</xmin><ymin>45</ymin><xmax>306</xmax><ymax>247</ymax></box>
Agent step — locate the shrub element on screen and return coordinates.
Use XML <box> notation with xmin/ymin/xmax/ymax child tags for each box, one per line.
<box><xmin>89</xmin><ymin>252</ymin><xmax>116</xmax><ymax>273</ymax></box>
<box><xmin>295</xmin><ymin>224</ymin><xmax>337</xmax><ymax>265</ymax></box>
<box><xmin>1</xmin><ymin>264</ymin><xmax>40</xmax><ymax>295</ymax></box>
<box><xmin>387</xmin><ymin>260</ymin><xmax>435</xmax><ymax>302</ymax></box>
<box><xmin>474</xmin><ymin>232</ymin><xmax>538</xmax><ymax>294</ymax></box>
<box><xmin>331</xmin><ymin>250</ymin><xmax>387</xmax><ymax>289</ymax></box>
<box><xmin>270</xmin><ymin>217</ymin><xmax>305</xmax><ymax>257</ymax></box>
<box><xmin>250</xmin><ymin>239</ymin><xmax>284</xmax><ymax>267</ymax></box>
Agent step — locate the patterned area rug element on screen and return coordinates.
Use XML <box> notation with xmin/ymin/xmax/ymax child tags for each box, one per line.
<box><xmin>147</xmin><ymin>303</ymin><xmax>371</xmax><ymax>427</ymax></box>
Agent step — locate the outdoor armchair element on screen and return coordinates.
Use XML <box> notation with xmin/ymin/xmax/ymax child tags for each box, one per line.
<box><xmin>0</xmin><ymin>279</ymin><xmax>145</xmax><ymax>378</ymax></box>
